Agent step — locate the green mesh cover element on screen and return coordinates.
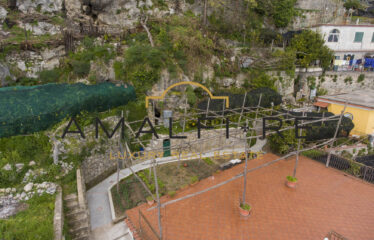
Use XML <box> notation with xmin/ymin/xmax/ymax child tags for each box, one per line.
<box><xmin>0</xmin><ymin>83</ymin><xmax>136</xmax><ymax>138</ymax></box>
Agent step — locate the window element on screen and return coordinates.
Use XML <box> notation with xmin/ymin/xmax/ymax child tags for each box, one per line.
<box><xmin>372</xmin><ymin>32</ymin><xmax>374</xmax><ymax>42</ymax></box>
<box><xmin>354</xmin><ymin>32</ymin><xmax>364</xmax><ymax>42</ymax></box>
<box><xmin>328</xmin><ymin>29</ymin><xmax>340</xmax><ymax>42</ymax></box>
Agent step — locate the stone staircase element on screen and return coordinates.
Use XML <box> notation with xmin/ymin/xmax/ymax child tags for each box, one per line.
<box><xmin>64</xmin><ymin>193</ymin><xmax>90</xmax><ymax>240</ymax></box>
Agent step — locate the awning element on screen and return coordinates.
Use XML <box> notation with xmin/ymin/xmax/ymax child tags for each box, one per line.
<box><xmin>314</xmin><ymin>101</ymin><xmax>329</xmax><ymax>108</ymax></box>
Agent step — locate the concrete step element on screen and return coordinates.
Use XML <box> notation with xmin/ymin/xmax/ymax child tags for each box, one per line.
<box><xmin>68</xmin><ymin>213</ymin><xmax>88</xmax><ymax>225</ymax></box>
<box><xmin>66</xmin><ymin>200</ymin><xmax>79</xmax><ymax>209</ymax></box>
<box><xmin>113</xmin><ymin>232</ymin><xmax>132</xmax><ymax>240</ymax></box>
<box><xmin>64</xmin><ymin>193</ymin><xmax>78</xmax><ymax>202</ymax></box>
<box><xmin>66</xmin><ymin>208</ymin><xmax>85</xmax><ymax>218</ymax></box>
<box><xmin>69</xmin><ymin>222</ymin><xmax>89</xmax><ymax>235</ymax></box>
<box><xmin>72</xmin><ymin>231</ymin><xmax>89</xmax><ymax>240</ymax></box>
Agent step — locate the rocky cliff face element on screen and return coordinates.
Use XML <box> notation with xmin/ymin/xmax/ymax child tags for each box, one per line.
<box><xmin>293</xmin><ymin>0</ymin><xmax>344</xmax><ymax>28</ymax></box>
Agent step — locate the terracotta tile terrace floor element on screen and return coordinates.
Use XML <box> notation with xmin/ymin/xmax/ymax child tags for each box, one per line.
<box><xmin>126</xmin><ymin>154</ymin><xmax>374</xmax><ymax>240</ymax></box>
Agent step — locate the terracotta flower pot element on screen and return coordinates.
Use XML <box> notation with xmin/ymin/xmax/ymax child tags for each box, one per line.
<box><xmin>239</xmin><ymin>203</ymin><xmax>251</xmax><ymax>217</ymax></box>
<box><xmin>286</xmin><ymin>180</ymin><xmax>297</xmax><ymax>188</ymax></box>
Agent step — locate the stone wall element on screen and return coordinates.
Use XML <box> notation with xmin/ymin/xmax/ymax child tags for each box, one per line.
<box><xmin>297</xmin><ymin>71</ymin><xmax>374</xmax><ymax>98</ymax></box>
<box><xmin>53</xmin><ymin>186</ymin><xmax>63</xmax><ymax>240</ymax></box>
<box><xmin>269</xmin><ymin>70</ymin><xmax>374</xmax><ymax>103</ymax></box>
<box><xmin>76</xmin><ymin>169</ymin><xmax>91</xmax><ymax>238</ymax></box>
<box><xmin>146</xmin><ymin>128</ymin><xmax>245</xmax><ymax>155</ymax></box>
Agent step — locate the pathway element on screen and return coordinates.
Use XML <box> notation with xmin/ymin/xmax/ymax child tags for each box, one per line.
<box><xmin>87</xmin><ymin>147</ymin><xmax>249</xmax><ymax>238</ymax></box>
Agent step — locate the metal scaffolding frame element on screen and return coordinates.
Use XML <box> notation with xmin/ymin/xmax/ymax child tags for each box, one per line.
<box><xmin>110</xmin><ymin>94</ymin><xmax>352</xmax><ymax>240</ymax></box>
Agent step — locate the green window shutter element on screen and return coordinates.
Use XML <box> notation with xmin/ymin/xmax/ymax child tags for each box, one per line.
<box><xmin>354</xmin><ymin>32</ymin><xmax>364</xmax><ymax>42</ymax></box>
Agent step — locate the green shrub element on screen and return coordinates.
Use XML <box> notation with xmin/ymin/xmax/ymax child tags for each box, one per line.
<box><xmin>39</xmin><ymin>69</ymin><xmax>61</xmax><ymax>83</ymax></box>
<box><xmin>307</xmin><ymin>76</ymin><xmax>316</xmax><ymax>89</ymax></box>
<box><xmin>317</xmin><ymin>88</ymin><xmax>328</xmax><ymax>96</ymax></box>
<box><xmin>357</xmin><ymin>74</ymin><xmax>365</xmax><ymax>83</ymax></box>
<box><xmin>71</xmin><ymin>60</ymin><xmax>90</xmax><ymax>77</ymax></box>
<box><xmin>190</xmin><ymin>175</ymin><xmax>198</xmax><ymax>184</ymax></box>
<box><xmin>249</xmin><ymin>70</ymin><xmax>277</xmax><ymax>90</ymax></box>
<box><xmin>268</xmin><ymin>127</ymin><xmax>300</xmax><ymax>154</ymax></box>
<box><xmin>302</xmin><ymin>149</ymin><xmax>325</xmax><ymax>159</ymax></box>
<box><xmin>146</xmin><ymin>195</ymin><xmax>154</xmax><ymax>201</ymax></box>
<box><xmin>168</xmin><ymin>190</ymin><xmax>176</xmax><ymax>197</ymax></box>
<box><xmin>203</xmin><ymin>157</ymin><xmax>214</xmax><ymax>165</ymax></box>
<box><xmin>186</xmin><ymin>86</ymin><xmax>197</xmax><ymax>106</ymax></box>
<box><xmin>344</xmin><ymin>76</ymin><xmax>353</xmax><ymax>84</ymax></box>
<box><xmin>113</xmin><ymin>61</ymin><xmax>124</xmax><ymax>80</ymax></box>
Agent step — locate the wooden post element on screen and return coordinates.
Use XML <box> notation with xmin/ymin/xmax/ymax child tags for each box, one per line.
<box><xmin>116</xmin><ymin>111</ymin><xmax>124</xmax><ymax>195</ymax></box>
<box><xmin>205</xmin><ymin>98</ymin><xmax>210</xmax><ymax>126</ymax></box>
<box><xmin>182</xmin><ymin>96</ymin><xmax>187</xmax><ymax>133</ymax></box>
<box><xmin>220</xmin><ymin>99</ymin><xmax>226</xmax><ymax>149</ymax></box>
<box><xmin>249</xmin><ymin>94</ymin><xmax>262</xmax><ymax>147</ymax></box>
<box><xmin>242</xmin><ymin>119</ymin><xmax>249</xmax><ymax>204</ymax></box>
<box><xmin>152</xmin><ymin>160</ymin><xmax>163</xmax><ymax>239</ymax></box>
<box><xmin>326</xmin><ymin>103</ymin><xmax>347</xmax><ymax>167</ymax></box>
<box><xmin>238</xmin><ymin>92</ymin><xmax>247</xmax><ymax>128</ymax></box>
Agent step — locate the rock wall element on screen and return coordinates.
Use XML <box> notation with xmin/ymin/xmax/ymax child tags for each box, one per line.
<box><xmin>6</xmin><ymin>46</ymin><xmax>65</xmax><ymax>78</ymax></box>
<box><xmin>146</xmin><ymin>128</ymin><xmax>245</xmax><ymax>155</ymax></box>
<box><xmin>297</xmin><ymin>71</ymin><xmax>374</xmax><ymax>98</ymax></box>
<box><xmin>293</xmin><ymin>0</ymin><xmax>344</xmax><ymax>29</ymax></box>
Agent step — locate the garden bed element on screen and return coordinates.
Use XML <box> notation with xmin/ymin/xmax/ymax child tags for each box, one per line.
<box><xmin>110</xmin><ymin>155</ymin><xmax>238</xmax><ymax>219</ymax></box>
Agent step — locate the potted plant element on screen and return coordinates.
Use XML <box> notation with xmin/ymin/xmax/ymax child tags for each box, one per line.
<box><xmin>286</xmin><ymin>176</ymin><xmax>298</xmax><ymax>188</ymax></box>
<box><xmin>146</xmin><ymin>195</ymin><xmax>155</xmax><ymax>205</ymax></box>
<box><xmin>239</xmin><ymin>202</ymin><xmax>251</xmax><ymax>217</ymax></box>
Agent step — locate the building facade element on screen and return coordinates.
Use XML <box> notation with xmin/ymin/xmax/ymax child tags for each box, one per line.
<box><xmin>312</xmin><ymin>24</ymin><xmax>374</xmax><ymax>59</ymax></box>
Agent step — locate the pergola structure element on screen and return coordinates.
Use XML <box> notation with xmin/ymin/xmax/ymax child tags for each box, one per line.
<box><xmin>113</xmin><ymin>93</ymin><xmax>353</xmax><ymax>240</ymax></box>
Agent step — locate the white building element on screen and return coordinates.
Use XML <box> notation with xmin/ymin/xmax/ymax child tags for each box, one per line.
<box><xmin>311</xmin><ymin>24</ymin><xmax>374</xmax><ymax>59</ymax></box>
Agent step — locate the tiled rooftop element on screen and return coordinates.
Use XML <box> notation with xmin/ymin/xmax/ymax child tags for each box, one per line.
<box><xmin>126</xmin><ymin>154</ymin><xmax>374</xmax><ymax>240</ymax></box>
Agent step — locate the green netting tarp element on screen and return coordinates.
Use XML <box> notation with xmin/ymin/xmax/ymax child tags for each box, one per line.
<box><xmin>0</xmin><ymin>83</ymin><xmax>136</xmax><ymax>138</ymax></box>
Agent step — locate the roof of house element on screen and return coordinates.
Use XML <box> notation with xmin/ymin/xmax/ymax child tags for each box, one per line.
<box><xmin>317</xmin><ymin>90</ymin><xmax>374</xmax><ymax>109</ymax></box>
<box><xmin>312</xmin><ymin>24</ymin><xmax>374</xmax><ymax>28</ymax></box>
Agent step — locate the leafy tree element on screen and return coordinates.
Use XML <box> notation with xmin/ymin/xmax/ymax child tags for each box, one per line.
<box><xmin>290</xmin><ymin>30</ymin><xmax>334</xmax><ymax>69</ymax></box>
<box><xmin>272</xmin><ymin>49</ymin><xmax>296</xmax><ymax>75</ymax></box>
<box><xmin>268</xmin><ymin>127</ymin><xmax>301</xmax><ymax>154</ymax></box>
<box><xmin>272</xmin><ymin>0</ymin><xmax>297</xmax><ymax>28</ymax></box>
<box><xmin>343</xmin><ymin>0</ymin><xmax>363</xmax><ymax>10</ymax></box>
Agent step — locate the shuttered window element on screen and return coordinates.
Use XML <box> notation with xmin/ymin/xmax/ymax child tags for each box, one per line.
<box><xmin>354</xmin><ymin>32</ymin><xmax>364</xmax><ymax>42</ymax></box>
